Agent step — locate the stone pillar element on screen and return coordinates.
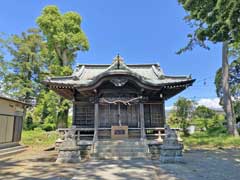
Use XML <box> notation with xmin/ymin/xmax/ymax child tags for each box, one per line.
<box><xmin>140</xmin><ymin>103</ymin><xmax>146</xmax><ymax>140</ymax></box>
<box><xmin>94</xmin><ymin>103</ymin><xmax>99</xmax><ymax>140</ymax></box>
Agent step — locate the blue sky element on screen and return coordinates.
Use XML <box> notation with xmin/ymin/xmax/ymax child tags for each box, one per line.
<box><xmin>0</xmin><ymin>0</ymin><xmax>222</xmax><ymax>108</ymax></box>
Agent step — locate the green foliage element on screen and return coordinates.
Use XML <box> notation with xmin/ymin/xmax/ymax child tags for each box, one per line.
<box><xmin>36</xmin><ymin>5</ymin><xmax>89</xmax><ymax>67</ymax></box>
<box><xmin>168</xmin><ymin>97</ymin><xmax>226</xmax><ymax>136</ymax></box>
<box><xmin>32</xmin><ymin>90</ymin><xmax>59</xmax><ymax>124</ymax></box>
<box><xmin>178</xmin><ymin>0</ymin><xmax>240</xmax><ymax>54</ymax></box>
<box><xmin>214</xmin><ymin>59</ymin><xmax>240</xmax><ymax>120</ymax></box>
<box><xmin>193</xmin><ymin>105</ymin><xmax>217</xmax><ymax>130</ymax></box>
<box><xmin>178</xmin><ymin>0</ymin><xmax>240</xmax><ymax>136</ymax></box>
<box><xmin>41</xmin><ymin>123</ymin><xmax>56</xmax><ymax>131</ymax></box>
<box><xmin>2</xmin><ymin>28</ymin><xmax>47</xmax><ymax>101</ymax></box>
<box><xmin>36</xmin><ymin>5</ymin><xmax>89</xmax><ymax>128</ymax></box>
<box><xmin>215</xmin><ymin>59</ymin><xmax>240</xmax><ymax>100</ymax></box>
<box><xmin>172</xmin><ymin>97</ymin><xmax>195</xmax><ymax>136</ymax></box>
<box><xmin>183</xmin><ymin>130</ymin><xmax>240</xmax><ymax>149</ymax></box>
<box><xmin>0</xmin><ymin>5</ymin><xmax>89</xmax><ymax>130</ymax></box>
<box><xmin>21</xmin><ymin>129</ymin><xmax>58</xmax><ymax>149</ymax></box>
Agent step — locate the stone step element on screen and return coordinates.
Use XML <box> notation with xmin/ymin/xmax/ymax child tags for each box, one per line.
<box><xmin>95</xmin><ymin>146</ymin><xmax>146</xmax><ymax>149</ymax></box>
<box><xmin>96</xmin><ymin>141</ymin><xmax>144</xmax><ymax>146</ymax></box>
<box><xmin>93</xmin><ymin>156</ymin><xmax>147</xmax><ymax>160</ymax></box>
<box><xmin>0</xmin><ymin>145</ymin><xmax>27</xmax><ymax>159</ymax></box>
<box><xmin>95</xmin><ymin>147</ymin><xmax>146</xmax><ymax>152</ymax></box>
<box><xmin>93</xmin><ymin>139</ymin><xmax>148</xmax><ymax>160</ymax></box>
<box><xmin>95</xmin><ymin>151</ymin><xmax>146</xmax><ymax>156</ymax></box>
<box><xmin>95</xmin><ymin>145</ymin><xmax>145</xmax><ymax>149</ymax></box>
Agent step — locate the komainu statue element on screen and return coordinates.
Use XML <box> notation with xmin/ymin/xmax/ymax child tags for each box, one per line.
<box><xmin>160</xmin><ymin>125</ymin><xmax>183</xmax><ymax>163</ymax></box>
<box><xmin>56</xmin><ymin>127</ymin><xmax>81</xmax><ymax>163</ymax></box>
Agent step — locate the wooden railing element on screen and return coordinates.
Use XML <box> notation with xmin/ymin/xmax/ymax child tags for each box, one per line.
<box><xmin>57</xmin><ymin>128</ymin><xmax>94</xmax><ymax>141</ymax></box>
<box><xmin>57</xmin><ymin>127</ymin><xmax>181</xmax><ymax>142</ymax></box>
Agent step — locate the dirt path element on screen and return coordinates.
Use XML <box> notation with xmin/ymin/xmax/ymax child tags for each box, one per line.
<box><xmin>0</xmin><ymin>148</ymin><xmax>175</xmax><ymax>180</ymax></box>
<box><xmin>156</xmin><ymin>149</ymin><xmax>240</xmax><ymax>180</ymax></box>
<box><xmin>0</xmin><ymin>148</ymin><xmax>239</xmax><ymax>180</ymax></box>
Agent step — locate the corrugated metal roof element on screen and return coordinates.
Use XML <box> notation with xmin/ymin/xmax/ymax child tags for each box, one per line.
<box><xmin>0</xmin><ymin>93</ymin><xmax>28</xmax><ymax>105</ymax></box>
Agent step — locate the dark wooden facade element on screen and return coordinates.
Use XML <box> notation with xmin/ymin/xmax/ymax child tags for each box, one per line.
<box><xmin>44</xmin><ymin>55</ymin><xmax>195</xmax><ymax>140</ymax></box>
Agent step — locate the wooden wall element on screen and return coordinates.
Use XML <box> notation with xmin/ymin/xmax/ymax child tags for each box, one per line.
<box><xmin>0</xmin><ymin>98</ymin><xmax>24</xmax><ymax>116</ymax></box>
<box><xmin>0</xmin><ymin>115</ymin><xmax>23</xmax><ymax>144</ymax></box>
<box><xmin>0</xmin><ymin>98</ymin><xmax>24</xmax><ymax>144</ymax></box>
<box><xmin>98</xmin><ymin>104</ymin><xmax>140</xmax><ymax>128</ymax></box>
<box><xmin>74</xmin><ymin>103</ymin><xmax>94</xmax><ymax>128</ymax></box>
<box><xmin>144</xmin><ymin>103</ymin><xmax>165</xmax><ymax>127</ymax></box>
<box><xmin>73</xmin><ymin>102</ymin><xmax>165</xmax><ymax>128</ymax></box>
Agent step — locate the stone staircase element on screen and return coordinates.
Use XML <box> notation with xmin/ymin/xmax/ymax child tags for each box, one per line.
<box><xmin>93</xmin><ymin>139</ymin><xmax>148</xmax><ymax>160</ymax></box>
<box><xmin>0</xmin><ymin>144</ymin><xmax>27</xmax><ymax>159</ymax></box>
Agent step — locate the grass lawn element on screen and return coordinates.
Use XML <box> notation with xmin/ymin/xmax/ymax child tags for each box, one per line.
<box><xmin>21</xmin><ymin>129</ymin><xmax>58</xmax><ymax>150</ymax></box>
<box><xmin>183</xmin><ymin>132</ymin><xmax>240</xmax><ymax>149</ymax></box>
<box><xmin>20</xmin><ymin>129</ymin><xmax>240</xmax><ymax>150</ymax></box>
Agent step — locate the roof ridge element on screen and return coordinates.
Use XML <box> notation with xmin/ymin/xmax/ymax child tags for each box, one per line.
<box><xmin>76</xmin><ymin>63</ymin><xmax>160</xmax><ymax>67</ymax></box>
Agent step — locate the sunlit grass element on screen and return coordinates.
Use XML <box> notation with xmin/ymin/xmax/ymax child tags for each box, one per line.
<box><xmin>183</xmin><ymin>132</ymin><xmax>240</xmax><ymax>149</ymax></box>
<box><xmin>21</xmin><ymin>129</ymin><xmax>58</xmax><ymax>150</ymax></box>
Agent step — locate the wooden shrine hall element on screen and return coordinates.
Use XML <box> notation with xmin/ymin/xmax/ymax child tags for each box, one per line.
<box><xmin>44</xmin><ymin>55</ymin><xmax>195</xmax><ymax>141</ymax></box>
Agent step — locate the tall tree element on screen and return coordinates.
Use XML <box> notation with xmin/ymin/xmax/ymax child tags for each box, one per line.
<box><xmin>3</xmin><ymin>28</ymin><xmax>47</xmax><ymax>101</ymax></box>
<box><xmin>174</xmin><ymin>97</ymin><xmax>195</xmax><ymax>136</ymax></box>
<box><xmin>36</xmin><ymin>6</ymin><xmax>89</xmax><ymax>128</ymax></box>
<box><xmin>178</xmin><ymin>0</ymin><xmax>240</xmax><ymax>136</ymax></box>
<box><xmin>0</xmin><ymin>36</ymin><xmax>7</xmax><ymax>85</ymax></box>
<box><xmin>215</xmin><ymin>57</ymin><xmax>240</xmax><ymax>123</ymax></box>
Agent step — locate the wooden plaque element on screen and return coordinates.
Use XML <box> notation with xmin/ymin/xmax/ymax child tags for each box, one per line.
<box><xmin>111</xmin><ymin>126</ymin><xmax>128</xmax><ymax>139</ymax></box>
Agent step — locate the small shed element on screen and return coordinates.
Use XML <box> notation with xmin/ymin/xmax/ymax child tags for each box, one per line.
<box><xmin>0</xmin><ymin>94</ymin><xmax>27</xmax><ymax>148</ymax></box>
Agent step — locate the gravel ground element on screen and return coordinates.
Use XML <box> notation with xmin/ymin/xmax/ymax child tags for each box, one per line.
<box><xmin>155</xmin><ymin>149</ymin><xmax>240</xmax><ymax>180</ymax></box>
<box><xmin>0</xmin><ymin>148</ymin><xmax>239</xmax><ymax>180</ymax></box>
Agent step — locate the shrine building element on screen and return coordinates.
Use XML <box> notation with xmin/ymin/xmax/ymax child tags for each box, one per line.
<box><xmin>43</xmin><ymin>55</ymin><xmax>195</xmax><ymax>141</ymax></box>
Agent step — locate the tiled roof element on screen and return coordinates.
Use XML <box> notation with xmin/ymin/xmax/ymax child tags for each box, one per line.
<box><xmin>44</xmin><ymin>55</ymin><xmax>193</xmax><ymax>87</ymax></box>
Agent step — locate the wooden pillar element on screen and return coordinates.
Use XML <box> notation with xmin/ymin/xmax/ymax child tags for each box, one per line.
<box><xmin>94</xmin><ymin>103</ymin><xmax>99</xmax><ymax>140</ymax></box>
<box><xmin>72</xmin><ymin>99</ymin><xmax>76</xmax><ymax>127</ymax></box>
<box><xmin>140</xmin><ymin>103</ymin><xmax>146</xmax><ymax>140</ymax></box>
<box><xmin>162</xmin><ymin>100</ymin><xmax>166</xmax><ymax>126</ymax></box>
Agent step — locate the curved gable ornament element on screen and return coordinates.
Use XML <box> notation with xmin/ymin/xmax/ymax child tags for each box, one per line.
<box><xmin>110</xmin><ymin>78</ymin><xmax>128</xmax><ymax>87</ymax></box>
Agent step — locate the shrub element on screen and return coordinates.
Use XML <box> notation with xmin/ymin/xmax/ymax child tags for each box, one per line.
<box><xmin>41</xmin><ymin>123</ymin><xmax>56</xmax><ymax>131</ymax></box>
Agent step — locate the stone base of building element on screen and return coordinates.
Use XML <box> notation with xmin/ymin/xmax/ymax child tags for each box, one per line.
<box><xmin>160</xmin><ymin>155</ymin><xmax>183</xmax><ymax>163</ymax></box>
<box><xmin>148</xmin><ymin>141</ymin><xmax>162</xmax><ymax>160</ymax></box>
<box><xmin>160</xmin><ymin>145</ymin><xmax>184</xmax><ymax>163</ymax></box>
<box><xmin>56</xmin><ymin>150</ymin><xmax>81</xmax><ymax>163</ymax></box>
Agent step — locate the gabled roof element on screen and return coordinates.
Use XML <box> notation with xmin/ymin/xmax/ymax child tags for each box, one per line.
<box><xmin>0</xmin><ymin>93</ymin><xmax>29</xmax><ymax>105</ymax></box>
<box><xmin>44</xmin><ymin>55</ymin><xmax>194</xmax><ymax>89</ymax></box>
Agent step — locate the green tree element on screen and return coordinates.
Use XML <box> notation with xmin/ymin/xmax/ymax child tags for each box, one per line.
<box><xmin>174</xmin><ymin>97</ymin><xmax>195</xmax><ymax>136</ymax></box>
<box><xmin>0</xmin><ymin>36</ymin><xmax>7</xmax><ymax>84</ymax></box>
<box><xmin>36</xmin><ymin>5</ymin><xmax>89</xmax><ymax>128</ymax></box>
<box><xmin>3</xmin><ymin>28</ymin><xmax>47</xmax><ymax>101</ymax></box>
<box><xmin>193</xmin><ymin>105</ymin><xmax>216</xmax><ymax>130</ymax></box>
<box><xmin>178</xmin><ymin>0</ymin><xmax>240</xmax><ymax>136</ymax></box>
<box><xmin>215</xmin><ymin>58</ymin><xmax>240</xmax><ymax>122</ymax></box>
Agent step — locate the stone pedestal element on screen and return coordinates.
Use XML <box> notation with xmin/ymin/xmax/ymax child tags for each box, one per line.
<box><xmin>56</xmin><ymin>128</ymin><xmax>81</xmax><ymax>163</ymax></box>
<box><xmin>160</xmin><ymin>125</ymin><xmax>183</xmax><ymax>163</ymax></box>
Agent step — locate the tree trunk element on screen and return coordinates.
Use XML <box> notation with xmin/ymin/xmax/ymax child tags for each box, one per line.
<box><xmin>222</xmin><ymin>41</ymin><xmax>239</xmax><ymax>136</ymax></box>
<box><xmin>56</xmin><ymin>97</ymin><xmax>69</xmax><ymax>128</ymax></box>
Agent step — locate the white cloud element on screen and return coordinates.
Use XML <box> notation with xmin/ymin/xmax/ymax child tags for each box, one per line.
<box><xmin>165</xmin><ymin>106</ymin><xmax>173</xmax><ymax>111</ymax></box>
<box><xmin>197</xmin><ymin>98</ymin><xmax>223</xmax><ymax>110</ymax></box>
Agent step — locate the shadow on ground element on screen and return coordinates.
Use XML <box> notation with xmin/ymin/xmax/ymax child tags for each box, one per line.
<box><xmin>156</xmin><ymin>149</ymin><xmax>240</xmax><ymax>180</ymax></box>
<box><xmin>0</xmin><ymin>149</ymin><xmax>176</xmax><ymax>180</ymax></box>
